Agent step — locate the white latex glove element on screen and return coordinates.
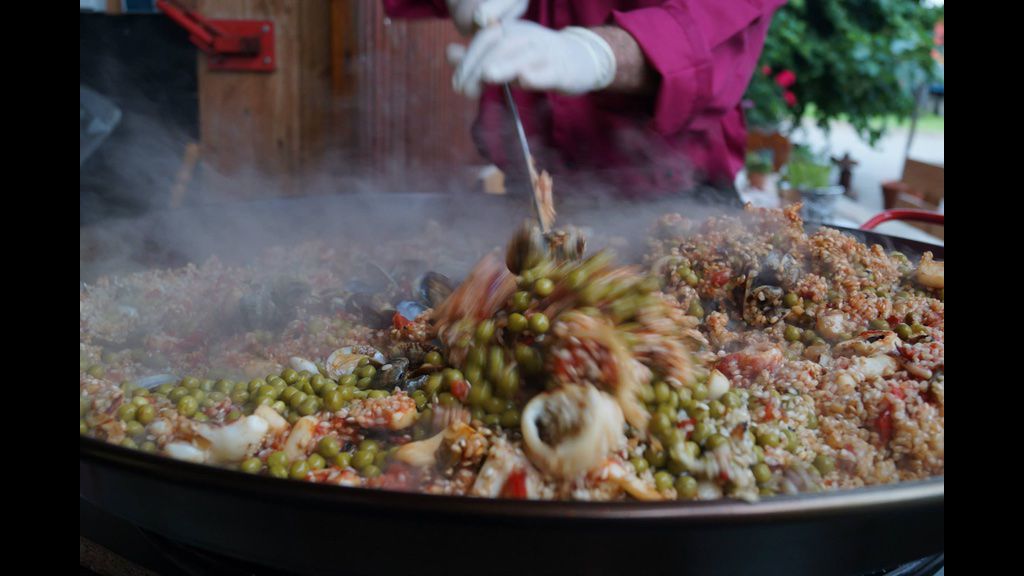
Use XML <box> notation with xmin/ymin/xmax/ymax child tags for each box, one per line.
<box><xmin>448</xmin><ymin>20</ymin><xmax>616</xmax><ymax>98</ymax></box>
<box><xmin>446</xmin><ymin>0</ymin><xmax>529</xmax><ymax>36</ymax></box>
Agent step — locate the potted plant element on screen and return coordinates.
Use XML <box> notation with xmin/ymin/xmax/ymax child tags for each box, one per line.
<box><xmin>784</xmin><ymin>146</ymin><xmax>842</xmax><ymax>222</ymax></box>
<box><xmin>745</xmin><ymin>152</ymin><xmax>773</xmax><ymax>190</ymax></box>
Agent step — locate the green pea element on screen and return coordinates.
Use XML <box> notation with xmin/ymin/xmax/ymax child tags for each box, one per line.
<box><xmin>687</xmin><ymin>300</ymin><xmax>705</xmax><ymax>319</ymax></box>
<box><xmin>120</xmin><ymin>438</ymin><xmax>138</xmax><ymax>450</ymax></box>
<box><xmin>464</xmin><ymin>365</ymin><xmax>482</xmax><ymax>386</ymax></box>
<box><xmin>315</xmin><ymin>436</ymin><xmax>341</xmax><ymax>459</ymax></box>
<box><xmin>752</xmin><ymin>462</ymin><xmax>772</xmax><ymax>484</ymax></box>
<box><xmin>356</xmin><ymin>365</ymin><xmax>377</xmax><ymax>380</ymax></box>
<box><xmin>335</xmin><ymin>452</ymin><xmax>353</xmax><ymax>468</ymax></box>
<box><xmin>801</xmin><ymin>329</ymin><xmax>818</xmax><ymax>344</ymax></box>
<box><xmin>783</xmin><ymin>292</ymin><xmax>800</xmax><ymax>307</ymax></box>
<box><xmin>496</xmin><ymin>365</ymin><xmax>520</xmax><ymax>399</ymax></box>
<box><xmin>241</xmin><ymin>458</ymin><xmax>263</xmax><ymax>474</ymax></box>
<box><xmin>216</xmin><ymin>379</ymin><xmax>235</xmax><ymax>394</ymax></box>
<box><xmin>271</xmin><ymin>400</ymin><xmax>287</xmax><ymax>414</ymax></box>
<box><xmin>411</xmin><ymin>390</ymin><xmax>427</xmax><ymax>410</ymax></box>
<box><xmin>319</xmin><ymin>381</ymin><xmax>338</xmax><ymax>397</ymax></box>
<box><xmin>180</xmin><ymin>377</ymin><xmax>200</xmax><ymax>390</ymax></box>
<box><xmin>528</xmin><ymin>313</ymin><xmax>550</xmax><ymax>334</ymax></box>
<box><xmin>141</xmin><ymin>441</ymin><xmax>157</xmax><ymax>453</ymax></box>
<box><xmin>650</xmin><ymin>412</ymin><xmax>673</xmax><ymax>440</ymax></box>
<box><xmin>471</xmin><ymin>319</ymin><xmax>496</xmax><ymax>345</ymax></box>
<box><xmin>895</xmin><ymin>323</ymin><xmax>912</xmax><ymax>340</ymax></box>
<box><xmin>193</xmin><ymin>413</ymin><xmax>208</xmax><ymax>423</ymax></box>
<box><xmin>80</xmin><ymin>420</ymin><xmax>88</xmax><ymax>435</ymax></box>
<box><xmin>226</xmin><ymin>409</ymin><xmax>242</xmax><ymax>422</ymax></box>
<box><xmin>338</xmin><ymin>374</ymin><xmax>357</xmax><ymax>387</ymax></box>
<box><xmin>650</xmin><ymin>471</ymin><xmax>673</xmax><ymax>492</ymax></box>
<box><xmin>675</xmin><ymin>476</ymin><xmax>698</xmax><ymax>499</ymax></box>
<box><xmin>706</xmin><ymin>434</ymin><xmax>728</xmax><ymax>450</ymax></box>
<box><xmin>168</xmin><ymin>387</ymin><xmax>189</xmax><ymax>403</ymax></box>
<box><xmin>813</xmin><ymin>454</ymin><xmax>835</xmax><ymax>475</ymax></box>
<box><xmin>355</xmin><ymin>377</ymin><xmax>371</xmax><ymax>389</ymax></box>
<box><xmin>692</xmin><ymin>383</ymin><xmax>709</xmax><ymax>401</ymax></box>
<box><xmin>367</xmin><ymin>390</ymin><xmax>388</xmax><ymax>399</ymax></box>
<box><xmin>512</xmin><ymin>291</ymin><xmax>532</xmax><ymax>312</ymax></box>
<box><xmin>534</xmin><ymin>278</ymin><xmax>554</xmax><ymax>297</ymax></box>
<box><xmin>267</xmin><ymin>451</ymin><xmax>288</xmax><ymax>469</ymax></box>
<box><xmin>125</xmin><ymin>420</ymin><xmax>145</xmax><ymax>438</ymax></box>
<box><xmin>442</xmin><ymin>368</ymin><xmax>464</xmax><ymax>388</ymax></box>
<box><xmin>870</xmin><ymin>318</ymin><xmax>889</xmax><ymax>330</ymax></box>
<box><xmin>676</xmin><ymin>264</ymin><xmax>692</xmax><ymax>278</ymax></box>
<box><xmin>484</xmin><ymin>396</ymin><xmax>506</xmax><ymax>415</ymax></box>
<box><xmin>423</xmin><ymin>374</ymin><xmax>443</xmax><ymax>396</ymax></box>
<box><xmin>708</xmin><ymin>400</ymin><xmax>726</xmax><ymax>419</ymax></box>
<box><xmin>467</xmin><ymin>380</ymin><xmax>492</xmax><ymax>407</ymax></box>
<box><xmin>784</xmin><ymin>325</ymin><xmax>802</xmax><ymax>342</ymax></box>
<box><xmin>289</xmin><ymin>460</ymin><xmax>310</xmax><ymax>480</ymax></box>
<box><xmin>248</xmin><ymin>379</ymin><xmax>264</xmax><ymax>393</ymax></box>
<box><xmin>630</xmin><ymin>457</ymin><xmax>649</xmax><ymax>474</ymax></box>
<box><xmin>482</xmin><ymin>414</ymin><xmax>501</xmax><ymax>427</ymax></box>
<box><xmin>783</xmin><ymin>428</ymin><xmax>798</xmax><ymax>452</ymax></box>
<box><xmin>289</xmin><ymin>391</ymin><xmax>308</xmax><ymax>409</ymax></box>
<box><xmin>269</xmin><ymin>464</ymin><xmax>289</xmax><ymax>479</ymax></box>
<box><xmin>644</xmin><ymin>445</ymin><xmax>667</xmax><ymax>468</ymax></box>
<box><xmin>117</xmin><ymin>404</ymin><xmax>137</xmax><ymax>421</ymax></box>
<box><xmin>230</xmin><ymin>389</ymin><xmax>250</xmax><ymax>405</ymax></box>
<box><xmin>911</xmin><ymin>323</ymin><xmax>927</xmax><ymax>334</ymax></box>
<box><xmin>316</xmin><ymin>389</ymin><xmax>341</xmax><ymax>413</ymax></box>
<box><xmin>177</xmin><ymin>396</ymin><xmax>198</xmax><ymax>417</ymax></box>
<box><xmin>363</xmin><ymin>465</ymin><xmax>382</xmax><ymax>478</ymax></box>
<box><xmin>500</xmin><ymin>409</ymin><xmax>520</xmax><ymax>428</ymax></box>
<box><xmin>307</xmin><ymin>453</ymin><xmax>327</xmax><ymax>471</ymax></box>
<box><xmin>424</xmin><ymin>351</ymin><xmax>443</xmax><ymax>366</ymax></box>
<box><xmin>486</xmin><ymin>346</ymin><xmax>505</xmax><ymax>384</ymax></box>
<box><xmin>352</xmin><ymin>449</ymin><xmax>375</xmax><ymax>470</ymax></box>
<box><xmin>156</xmin><ymin>383</ymin><xmax>174</xmax><ymax>395</ymax></box>
<box><xmin>514</xmin><ymin>344</ymin><xmax>542</xmax><ymax>374</ymax></box>
<box><xmin>507</xmin><ymin>313</ymin><xmax>528</xmax><ymax>333</ymax></box>
<box><xmin>756</xmin><ymin>429</ymin><xmax>784</xmax><ymax>448</ymax></box>
<box><xmin>653</xmin><ymin>381</ymin><xmax>672</xmax><ymax>404</ymax></box>
<box><xmin>298</xmin><ymin>397</ymin><xmax>320</xmax><ymax>416</ymax></box>
<box><xmin>281</xmin><ymin>369</ymin><xmax>299</xmax><ymax>384</ymax></box>
<box><xmin>691</xmin><ymin>422</ymin><xmax>711</xmax><ymax>444</ymax></box>
<box><xmin>684</xmin><ymin>272</ymin><xmax>699</xmax><ymax>287</ymax></box>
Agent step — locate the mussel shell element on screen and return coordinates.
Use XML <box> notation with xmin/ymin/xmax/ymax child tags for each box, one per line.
<box><xmin>506</xmin><ymin>221</ymin><xmax>545</xmax><ymax>274</ymax></box>
<box><xmin>396</xmin><ymin>300</ymin><xmax>427</xmax><ymax>321</ymax></box>
<box><xmin>417</xmin><ymin>272</ymin><xmax>454</xmax><ymax>308</ymax></box>
<box><xmin>378</xmin><ymin>358</ymin><xmax>410</xmax><ymax>389</ymax></box>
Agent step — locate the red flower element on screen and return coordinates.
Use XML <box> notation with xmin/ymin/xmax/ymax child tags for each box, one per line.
<box><xmin>761</xmin><ymin>65</ymin><xmax>772</xmax><ymax>76</ymax></box>
<box><xmin>775</xmin><ymin>69</ymin><xmax>797</xmax><ymax>88</ymax></box>
<box><xmin>783</xmin><ymin>90</ymin><xmax>798</xmax><ymax>107</ymax></box>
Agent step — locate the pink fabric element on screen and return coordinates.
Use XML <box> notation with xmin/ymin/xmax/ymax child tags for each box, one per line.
<box><xmin>384</xmin><ymin>0</ymin><xmax>786</xmax><ymax>198</ymax></box>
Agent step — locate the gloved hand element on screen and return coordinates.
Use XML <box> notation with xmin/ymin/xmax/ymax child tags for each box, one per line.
<box><xmin>448</xmin><ymin>20</ymin><xmax>616</xmax><ymax>99</ymax></box>
<box><xmin>446</xmin><ymin>0</ymin><xmax>529</xmax><ymax>36</ymax></box>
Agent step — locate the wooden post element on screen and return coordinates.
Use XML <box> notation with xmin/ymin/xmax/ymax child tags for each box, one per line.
<box><xmin>195</xmin><ymin>0</ymin><xmax>331</xmax><ymax>197</ymax></box>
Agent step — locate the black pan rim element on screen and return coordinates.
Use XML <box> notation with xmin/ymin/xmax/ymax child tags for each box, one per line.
<box><xmin>81</xmin><ymin>435</ymin><xmax>943</xmax><ymax>523</ymax></box>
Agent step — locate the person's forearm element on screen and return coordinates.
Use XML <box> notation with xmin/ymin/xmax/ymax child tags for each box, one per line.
<box><xmin>590</xmin><ymin>26</ymin><xmax>657</xmax><ymax>95</ymax></box>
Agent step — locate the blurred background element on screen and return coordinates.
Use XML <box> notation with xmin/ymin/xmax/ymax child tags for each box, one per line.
<box><xmin>81</xmin><ymin>0</ymin><xmax>943</xmax><ymax>238</ymax></box>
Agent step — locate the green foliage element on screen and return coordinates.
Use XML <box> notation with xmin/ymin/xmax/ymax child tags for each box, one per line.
<box><xmin>744</xmin><ymin>0</ymin><xmax>942</xmax><ymax>145</ymax></box>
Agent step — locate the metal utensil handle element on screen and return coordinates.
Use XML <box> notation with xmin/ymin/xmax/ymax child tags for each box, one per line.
<box><xmin>860</xmin><ymin>209</ymin><xmax>945</xmax><ymax>231</ymax></box>
<box><xmin>502</xmin><ymin>83</ymin><xmax>549</xmax><ymax>234</ymax></box>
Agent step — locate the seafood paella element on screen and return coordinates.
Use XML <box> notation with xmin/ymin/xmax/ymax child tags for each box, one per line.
<box><xmin>80</xmin><ymin>205</ymin><xmax>944</xmax><ymax>501</ymax></box>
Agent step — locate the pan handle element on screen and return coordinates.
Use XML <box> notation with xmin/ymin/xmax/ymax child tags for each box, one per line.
<box><xmin>860</xmin><ymin>209</ymin><xmax>944</xmax><ymax>231</ymax></box>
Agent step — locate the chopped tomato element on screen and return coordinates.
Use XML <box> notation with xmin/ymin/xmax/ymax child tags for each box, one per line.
<box><xmin>876</xmin><ymin>405</ymin><xmax>893</xmax><ymax>445</ymax></box>
<box><xmin>709</xmin><ymin>269</ymin><xmax>732</xmax><ymax>288</ymax></box>
<box><xmin>392</xmin><ymin>312</ymin><xmax>413</xmax><ymax>330</ymax></box>
<box><xmin>501</xmin><ymin>469</ymin><xmax>528</xmax><ymax>499</ymax></box>
<box><xmin>450</xmin><ymin>379</ymin><xmax>470</xmax><ymax>402</ymax></box>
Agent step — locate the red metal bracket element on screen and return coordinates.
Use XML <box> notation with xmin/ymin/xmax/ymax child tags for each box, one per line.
<box><xmin>156</xmin><ymin>0</ymin><xmax>275</xmax><ymax>72</ymax></box>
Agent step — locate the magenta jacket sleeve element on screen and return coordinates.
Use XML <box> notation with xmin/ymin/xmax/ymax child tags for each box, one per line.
<box><xmin>382</xmin><ymin>0</ymin><xmax>449</xmax><ymax>18</ymax></box>
<box><xmin>612</xmin><ymin>0</ymin><xmax>787</xmax><ymax>135</ymax></box>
